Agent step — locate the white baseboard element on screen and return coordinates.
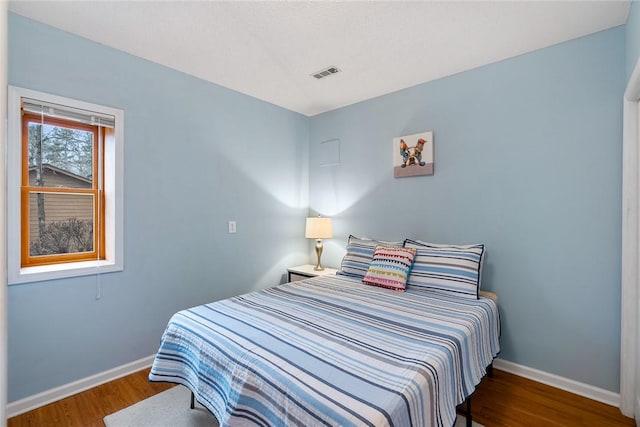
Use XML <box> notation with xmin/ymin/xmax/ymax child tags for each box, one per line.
<box><xmin>6</xmin><ymin>354</ymin><xmax>155</xmax><ymax>419</ymax></box>
<box><xmin>493</xmin><ymin>358</ymin><xmax>620</xmax><ymax>408</ymax></box>
<box><xmin>6</xmin><ymin>355</ymin><xmax>624</xmax><ymax>419</ymax></box>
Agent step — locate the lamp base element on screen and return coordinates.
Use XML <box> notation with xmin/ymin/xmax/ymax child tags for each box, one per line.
<box><xmin>314</xmin><ymin>239</ymin><xmax>324</xmax><ymax>271</ymax></box>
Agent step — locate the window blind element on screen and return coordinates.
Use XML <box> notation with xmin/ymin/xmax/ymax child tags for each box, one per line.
<box><xmin>21</xmin><ymin>97</ymin><xmax>116</xmax><ymax>128</ymax></box>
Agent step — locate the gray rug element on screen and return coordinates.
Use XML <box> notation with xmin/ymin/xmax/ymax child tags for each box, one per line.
<box><xmin>104</xmin><ymin>385</ymin><xmax>483</xmax><ymax>426</ymax></box>
<box><xmin>104</xmin><ymin>386</ymin><xmax>218</xmax><ymax>427</ymax></box>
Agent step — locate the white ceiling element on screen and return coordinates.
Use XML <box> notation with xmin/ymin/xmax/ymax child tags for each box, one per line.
<box><xmin>8</xmin><ymin>1</ymin><xmax>631</xmax><ymax>116</ymax></box>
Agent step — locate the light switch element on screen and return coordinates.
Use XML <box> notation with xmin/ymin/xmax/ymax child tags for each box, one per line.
<box><xmin>228</xmin><ymin>221</ymin><xmax>237</xmax><ymax>233</ymax></box>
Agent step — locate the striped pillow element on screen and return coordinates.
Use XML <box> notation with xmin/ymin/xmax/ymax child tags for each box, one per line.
<box><xmin>404</xmin><ymin>239</ymin><xmax>485</xmax><ymax>299</ymax></box>
<box><xmin>362</xmin><ymin>246</ymin><xmax>417</xmax><ymax>291</ymax></box>
<box><xmin>337</xmin><ymin>235</ymin><xmax>403</xmax><ymax>279</ymax></box>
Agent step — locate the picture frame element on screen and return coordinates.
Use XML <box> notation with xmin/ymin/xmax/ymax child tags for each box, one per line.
<box><xmin>393</xmin><ymin>131</ymin><xmax>434</xmax><ymax>178</ymax></box>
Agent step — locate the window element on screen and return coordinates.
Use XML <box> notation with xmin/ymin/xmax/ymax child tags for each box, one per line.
<box><xmin>21</xmin><ymin>111</ymin><xmax>104</xmax><ymax>266</ymax></box>
<box><xmin>8</xmin><ymin>87</ymin><xmax>124</xmax><ymax>284</ymax></box>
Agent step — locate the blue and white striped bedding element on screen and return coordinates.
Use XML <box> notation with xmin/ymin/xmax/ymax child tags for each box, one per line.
<box><xmin>149</xmin><ymin>274</ymin><xmax>500</xmax><ymax>427</ymax></box>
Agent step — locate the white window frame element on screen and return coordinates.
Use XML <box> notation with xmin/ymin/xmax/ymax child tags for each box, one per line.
<box><xmin>7</xmin><ymin>86</ymin><xmax>124</xmax><ymax>284</ymax></box>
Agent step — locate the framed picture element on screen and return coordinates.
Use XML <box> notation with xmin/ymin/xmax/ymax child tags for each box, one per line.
<box><xmin>393</xmin><ymin>131</ymin><xmax>434</xmax><ymax>178</ymax></box>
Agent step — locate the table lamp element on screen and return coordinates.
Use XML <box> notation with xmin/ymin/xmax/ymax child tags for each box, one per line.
<box><xmin>305</xmin><ymin>216</ymin><xmax>333</xmax><ymax>271</ymax></box>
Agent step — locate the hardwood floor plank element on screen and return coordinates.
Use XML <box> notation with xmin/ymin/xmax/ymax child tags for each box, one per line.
<box><xmin>472</xmin><ymin>369</ymin><xmax>634</xmax><ymax>427</ymax></box>
<box><xmin>7</xmin><ymin>370</ymin><xmax>173</xmax><ymax>427</ymax></box>
<box><xmin>7</xmin><ymin>368</ymin><xmax>635</xmax><ymax>426</ymax></box>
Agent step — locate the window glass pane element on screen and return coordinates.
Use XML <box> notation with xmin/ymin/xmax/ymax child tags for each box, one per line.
<box><xmin>28</xmin><ymin>192</ymin><xmax>95</xmax><ymax>256</ymax></box>
<box><xmin>27</xmin><ymin>121</ymin><xmax>94</xmax><ymax>188</ymax></box>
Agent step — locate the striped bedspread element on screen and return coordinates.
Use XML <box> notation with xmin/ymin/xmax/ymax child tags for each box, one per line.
<box><xmin>149</xmin><ymin>275</ymin><xmax>500</xmax><ymax>427</ymax></box>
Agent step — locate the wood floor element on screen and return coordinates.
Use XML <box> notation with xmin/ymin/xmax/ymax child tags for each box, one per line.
<box><xmin>7</xmin><ymin>368</ymin><xmax>635</xmax><ymax>427</ymax></box>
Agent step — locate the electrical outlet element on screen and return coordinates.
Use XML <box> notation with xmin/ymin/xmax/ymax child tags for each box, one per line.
<box><xmin>228</xmin><ymin>221</ymin><xmax>237</xmax><ymax>233</ymax></box>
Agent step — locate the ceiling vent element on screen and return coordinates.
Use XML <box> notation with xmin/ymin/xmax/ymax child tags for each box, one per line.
<box><xmin>311</xmin><ymin>66</ymin><xmax>341</xmax><ymax>80</ymax></box>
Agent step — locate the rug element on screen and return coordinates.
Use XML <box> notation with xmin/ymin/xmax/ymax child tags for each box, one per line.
<box><xmin>104</xmin><ymin>386</ymin><xmax>218</xmax><ymax>427</ymax></box>
<box><xmin>104</xmin><ymin>385</ymin><xmax>483</xmax><ymax>426</ymax></box>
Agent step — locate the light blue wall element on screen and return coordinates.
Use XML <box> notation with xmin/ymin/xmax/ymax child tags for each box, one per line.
<box><xmin>7</xmin><ymin>13</ymin><xmax>309</xmax><ymax>401</ymax></box>
<box><xmin>309</xmin><ymin>27</ymin><xmax>625</xmax><ymax>392</ymax></box>
<box><xmin>627</xmin><ymin>1</ymin><xmax>640</xmax><ymax>81</ymax></box>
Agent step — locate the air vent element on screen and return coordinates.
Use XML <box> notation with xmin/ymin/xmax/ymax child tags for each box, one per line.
<box><xmin>311</xmin><ymin>66</ymin><xmax>341</xmax><ymax>79</ymax></box>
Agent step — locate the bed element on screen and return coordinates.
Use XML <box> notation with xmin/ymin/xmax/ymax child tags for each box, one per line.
<box><xmin>148</xmin><ymin>272</ymin><xmax>500</xmax><ymax>427</ymax></box>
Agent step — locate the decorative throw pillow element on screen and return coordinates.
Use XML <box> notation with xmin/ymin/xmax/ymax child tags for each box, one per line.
<box><xmin>404</xmin><ymin>239</ymin><xmax>485</xmax><ymax>299</ymax></box>
<box><xmin>362</xmin><ymin>246</ymin><xmax>417</xmax><ymax>291</ymax></box>
<box><xmin>337</xmin><ymin>235</ymin><xmax>403</xmax><ymax>279</ymax></box>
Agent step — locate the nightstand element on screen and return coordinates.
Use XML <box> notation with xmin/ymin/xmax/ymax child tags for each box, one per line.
<box><xmin>287</xmin><ymin>264</ymin><xmax>339</xmax><ymax>282</ymax></box>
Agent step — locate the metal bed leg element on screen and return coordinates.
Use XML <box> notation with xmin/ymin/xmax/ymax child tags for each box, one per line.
<box><xmin>466</xmin><ymin>397</ymin><xmax>472</xmax><ymax>427</ymax></box>
<box><xmin>188</xmin><ymin>389</ymin><xmax>219</xmax><ymax>424</ymax></box>
<box><xmin>458</xmin><ymin>363</ymin><xmax>491</xmax><ymax>426</ymax></box>
<box><xmin>458</xmin><ymin>395</ymin><xmax>473</xmax><ymax>427</ymax></box>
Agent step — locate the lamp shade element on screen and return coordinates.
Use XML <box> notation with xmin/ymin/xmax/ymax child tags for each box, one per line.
<box><xmin>305</xmin><ymin>217</ymin><xmax>333</xmax><ymax>239</ymax></box>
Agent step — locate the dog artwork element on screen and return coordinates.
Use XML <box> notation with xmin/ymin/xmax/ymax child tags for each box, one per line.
<box><xmin>393</xmin><ymin>131</ymin><xmax>434</xmax><ymax>178</ymax></box>
<box><xmin>399</xmin><ymin>138</ymin><xmax>427</xmax><ymax>168</ymax></box>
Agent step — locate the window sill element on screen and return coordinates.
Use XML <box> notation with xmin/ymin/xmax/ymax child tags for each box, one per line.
<box><xmin>9</xmin><ymin>260</ymin><xmax>123</xmax><ymax>285</ymax></box>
